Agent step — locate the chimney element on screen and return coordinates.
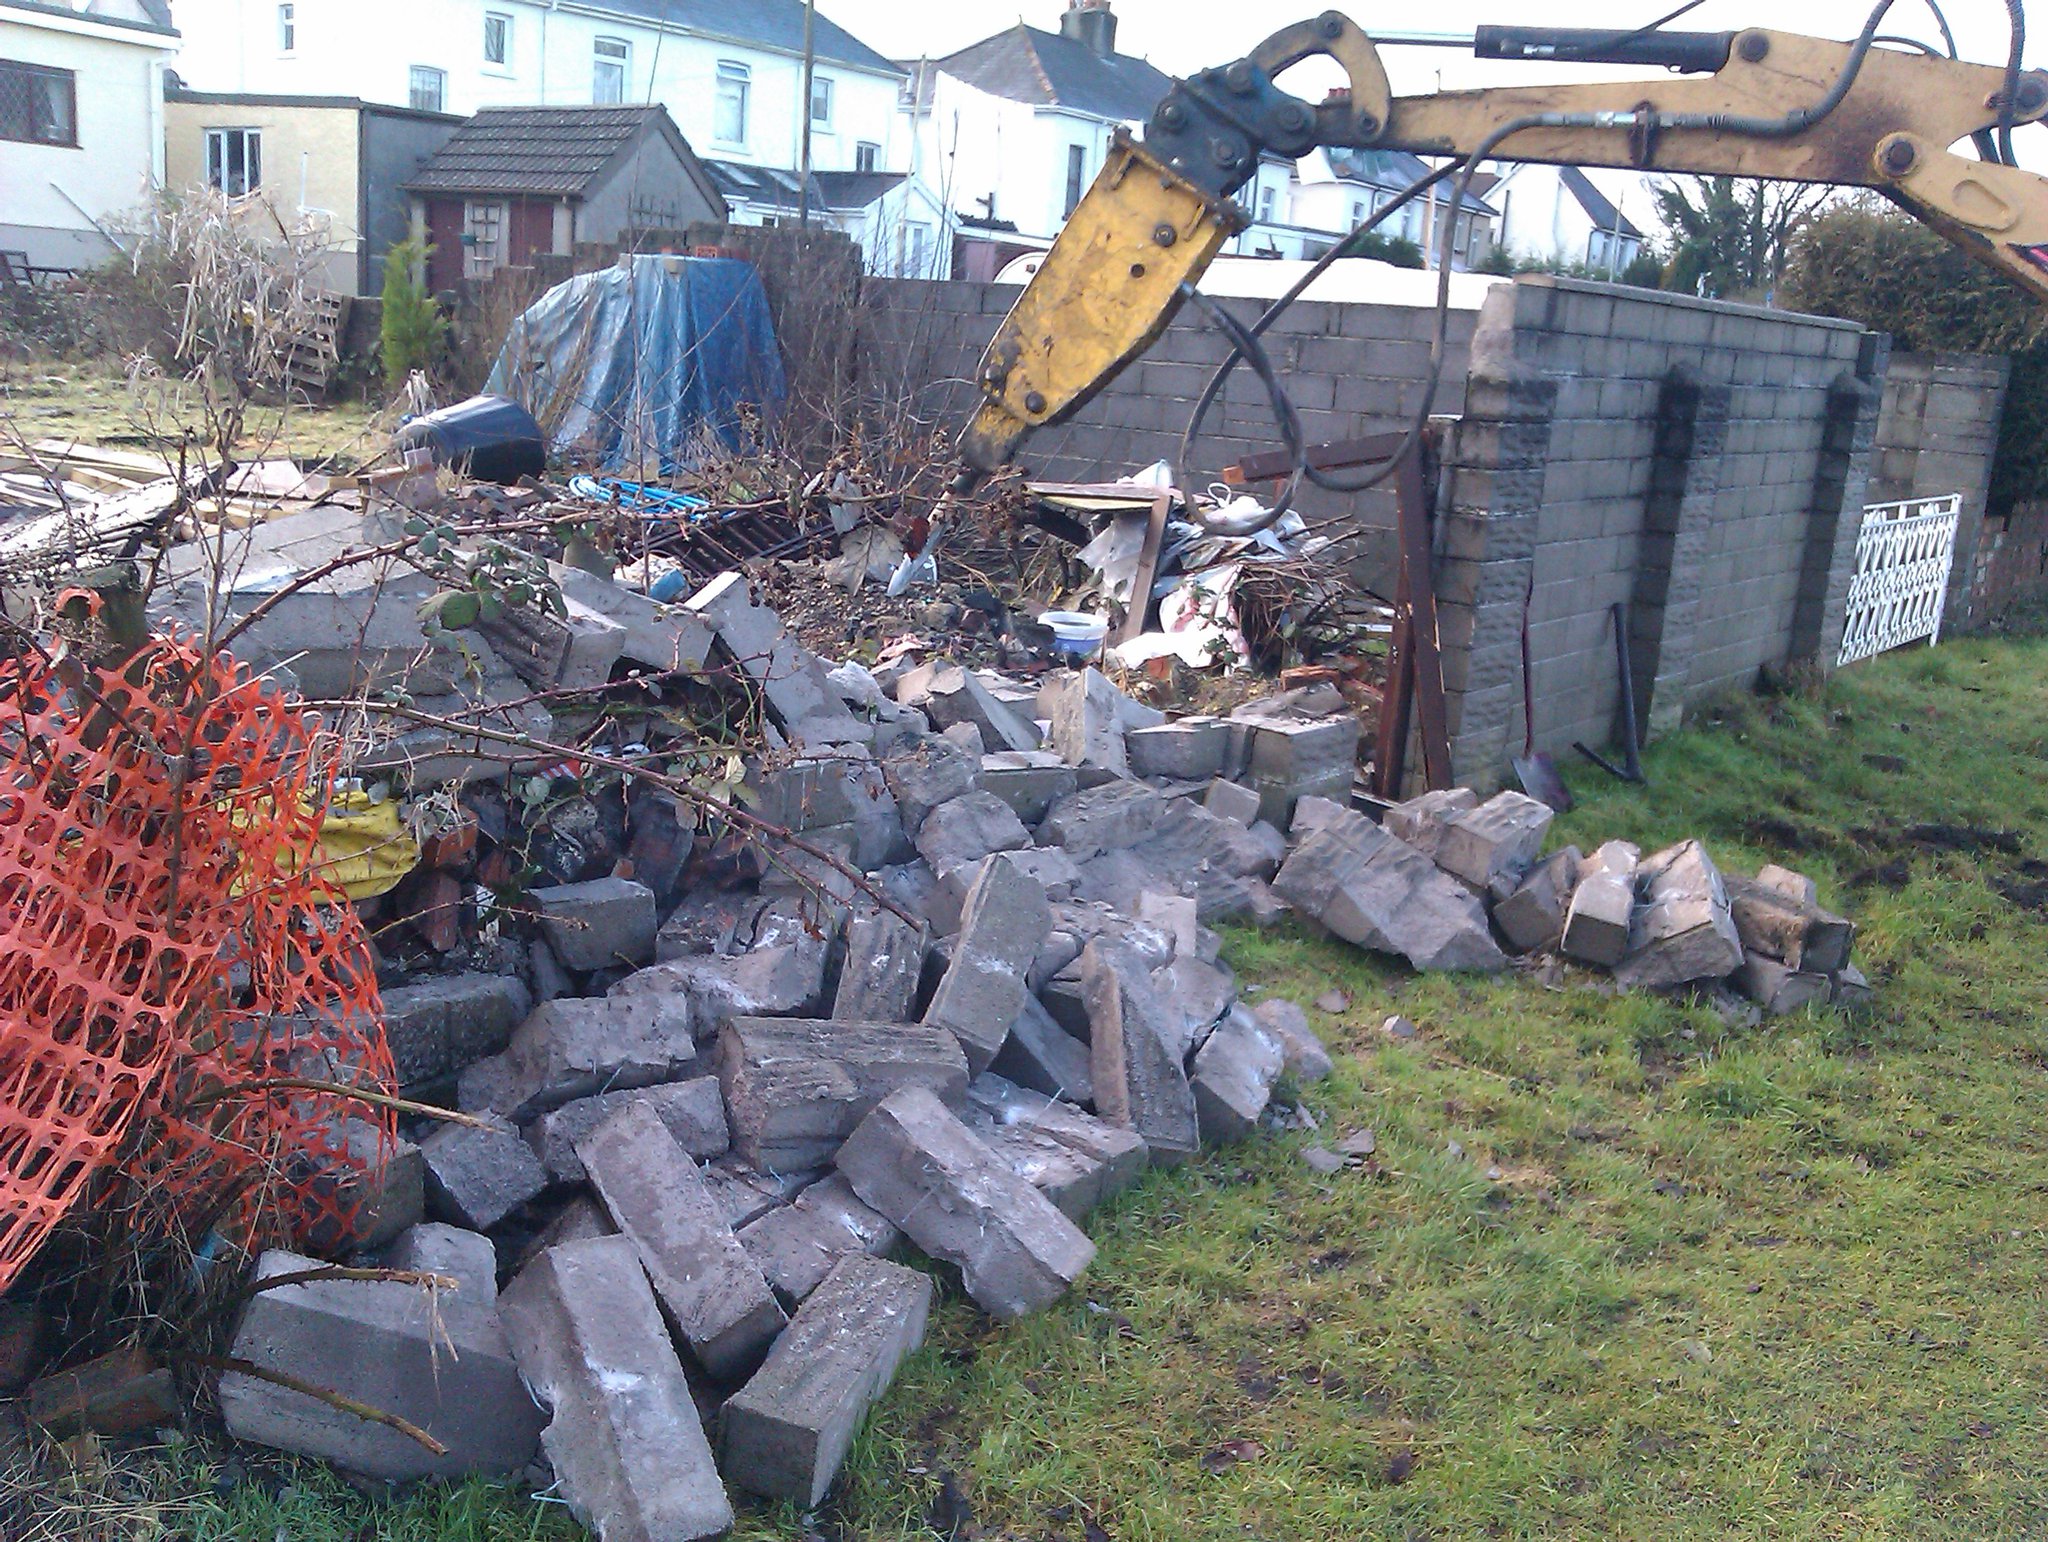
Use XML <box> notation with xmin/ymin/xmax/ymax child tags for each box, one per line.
<box><xmin>1060</xmin><ymin>0</ymin><xmax>1117</xmax><ymax>58</ymax></box>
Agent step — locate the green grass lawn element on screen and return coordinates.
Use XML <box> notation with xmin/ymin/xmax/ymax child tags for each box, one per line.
<box><xmin>15</xmin><ymin>635</ymin><xmax>2048</xmax><ymax>1541</ymax></box>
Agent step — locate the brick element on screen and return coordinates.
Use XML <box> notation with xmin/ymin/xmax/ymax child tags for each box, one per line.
<box><xmin>1078</xmin><ymin>940</ymin><xmax>1200</xmax><ymax>1164</ymax></box>
<box><xmin>421</xmin><ymin>1116</ymin><xmax>546</xmax><ymax>1231</ymax></box>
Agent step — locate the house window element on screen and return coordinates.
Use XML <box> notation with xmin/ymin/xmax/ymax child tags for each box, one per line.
<box><xmin>1258</xmin><ymin>185</ymin><xmax>1276</xmax><ymax>223</ymax></box>
<box><xmin>0</xmin><ymin>59</ymin><xmax>77</xmax><ymax>147</ymax></box>
<box><xmin>409</xmin><ymin>66</ymin><xmax>446</xmax><ymax>113</ymax></box>
<box><xmin>906</xmin><ymin>221</ymin><xmax>931</xmax><ymax>276</ymax></box>
<box><xmin>464</xmin><ymin>200</ymin><xmax>504</xmax><ymax>278</ymax></box>
<box><xmin>1063</xmin><ymin>144</ymin><xmax>1085</xmax><ymax>217</ymax></box>
<box><xmin>204</xmin><ymin>127</ymin><xmax>262</xmax><ymax>195</ymax></box>
<box><xmin>1350</xmin><ymin>199</ymin><xmax>1365</xmax><ymax>225</ymax></box>
<box><xmin>810</xmin><ymin>75</ymin><xmax>833</xmax><ymax>127</ymax></box>
<box><xmin>594</xmin><ymin>37</ymin><xmax>630</xmax><ymax>104</ymax></box>
<box><xmin>277</xmin><ymin>2</ymin><xmax>295</xmax><ymax>52</ymax></box>
<box><xmin>483</xmin><ymin>12</ymin><xmax>510</xmax><ymax>66</ymax></box>
<box><xmin>714</xmin><ymin>60</ymin><xmax>749</xmax><ymax>142</ymax></box>
<box><xmin>855</xmin><ymin>141</ymin><xmax>879</xmax><ymax>173</ymax></box>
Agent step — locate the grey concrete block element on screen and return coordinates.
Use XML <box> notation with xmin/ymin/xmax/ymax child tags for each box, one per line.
<box><xmin>1038</xmin><ymin>781</ymin><xmax>1166</xmax><ymax>861</ymax></box>
<box><xmin>1735</xmin><ymin>950</ymin><xmax>1832</xmax><ymax>1016</ymax></box>
<box><xmin>1078</xmin><ymin>940</ymin><xmax>1201</xmax><ymax>1165</ymax></box>
<box><xmin>619</xmin><ymin>924</ymin><xmax>832</xmax><ymax>1032</ymax></box>
<box><xmin>882</xmin><ymin>735</ymin><xmax>979</xmax><ymax>834</ymax></box>
<box><xmin>736</xmin><ymin>1174</ymin><xmax>901</xmax><ymax>1307</ymax></box>
<box><xmin>989</xmin><ymin>990</ymin><xmax>1094</xmax><ymax>1104</ymax></box>
<box><xmin>1190</xmin><ymin>1008</ymin><xmax>1286</xmax><ymax>1143</ymax></box>
<box><xmin>832</xmin><ymin>909</ymin><xmax>926</xmax><ymax>1023</ymax></box>
<box><xmin>1272</xmin><ymin>817</ymin><xmax>1507</xmax><ymax>973</ymax></box>
<box><xmin>499</xmin><ymin>1237</ymin><xmax>733</xmax><ymax>1542</ymax></box>
<box><xmin>914</xmin><ymin>790</ymin><xmax>1032</xmax><ymax>876</ymax></box>
<box><xmin>960</xmin><ymin>1072</ymin><xmax>1146</xmax><ymax>1220</ymax></box>
<box><xmin>382</xmin><ymin>974</ymin><xmax>533</xmax><ymax>1089</ymax></box>
<box><xmin>526</xmin><ymin>1076</ymin><xmax>729</xmax><ymax>1185</ymax></box>
<box><xmin>684</xmin><ymin>572</ymin><xmax>863</xmax><ymax>744</ymax></box>
<box><xmin>1494</xmin><ymin>845</ymin><xmax>1582</xmax><ymax>955</ymax></box>
<box><xmin>717</xmin><ymin>1014</ymin><xmax>969</xmax><ymax>1170</ymax></box>
<box><xmin>1041</xmin><ymin>667</ymin><xmax>1130</xmax><ymax>774</ymax></box>
<box><xmin>977</xmin><ymin>752</ymin><xmax>1079</xmax><ymax>824</ymax></box>
<box><xmin>530</xmin><ymin>877</ymin><xmax>657</xmax><ymax>973</ymax></box>
<box><xmin>1127</xmin><ymin>719</ymin><xmax>1231</xmax><ymax>781</ymax></box>
<box><xmin>1203</xmin><ymin>778</ymin><xmax>1263</xmax><ymax>827</ymax></box>
<box><xmin>555</xmin><ymin>563</ymin><xmax>715</xmax><ymax>676</ymax></box>
<box><xmin>382</xmin><ymin>1222</ymin><xmax>497</xmax><ymax>1304</ymax></box>
<box><xmin>220</xmin><ymin>1248</ymin><xmax>542</xmax><ymax>1482</ymax></box>
<box><xmin>1382</xmin><ymin>788</ymin><xmax>1479</xmax><ymax>862</ymax></box>
<box><xmin>1561</xmin><ymin>840</ymin><xmax>1640</xmax><ymax>967</ymax></box>
<box><xmin>577</xmin><ymin>1101</ymin><xmax>787</xmax><ymax>1381</ymax></box>
<box><xmin>836</xmin><ymin>1086</ymin><xmax>1095</xmax><ymax>1320</ymax></box>
<box><xmin>914</xmin><ymin>664</ymin><xmax>1039</xmax><ymax>753</ymax></box>
<box><xmin>1614</xmin><ymin>840</ymin><xmax>1744</xmax><ymax>989</ymax></box>
<box><xmin>1434</xmin><ymin>791</ymin><xmax>1555</xmax><ymax>898</ymax></box>
<box><xmin>922</xmin><ymin>853</ymin><xmax>1054</xmax><ymax>1074</ymax></box>
<box><xmin>1251</xmin><ymin>997</ymin><xmax>1333</xmax><ymax>1081</ymax></box>
<box><xmin>421</xmin><ymin>1117</ymin><xmax>546</xmax><ymax>1231</ymax></box>
<box><xmin>458</xmin><ymin>993</ymin><xmax>698</xmax><ymax>1124</ymax></box>
<box><xmin>720</xmin><ymin>1255</ymin><xmax>932</xmax><ymax>1506</ymax></box>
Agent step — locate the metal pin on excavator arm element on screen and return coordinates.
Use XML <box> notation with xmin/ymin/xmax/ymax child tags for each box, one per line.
<box><xmin>953</xmin><ymin>12</ymin><xmax>2048</xmax><ymax>484</ymax></box>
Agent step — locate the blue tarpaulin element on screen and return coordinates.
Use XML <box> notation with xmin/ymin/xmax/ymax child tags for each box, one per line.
<box><xmin>485</xmin><ymin>255</ymin><xmax>786</xmax><ymax>474</ymax></box>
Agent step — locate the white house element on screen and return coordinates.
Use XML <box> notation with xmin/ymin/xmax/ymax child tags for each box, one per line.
<box><xmin>703</xmin><ymin>162</ymin><xmax>950</xmax><ymax>278</ymax></box>
<box><xmin>1290</xmin><ymin>147</ymin><xmax>1498</xmax><ymax>269</ymax></box>
<box><xmin>168</xmin><ymin>0</ymin><xmax>947</xmax><ymax>273</ymax></box>
<box><xmin>1484</xmin><ymin>162</ymin><xmax>1649</xmax><ymax>274</ymax></box>
<box><xmin>909</xmin><ymin>0</ymin><xmax>1301</xmax><ymax>264</ymax></box>
<box><xmin>1</xmin><ymin>0</ymin><xmax>177</xmax><ymax>274</ymax></box>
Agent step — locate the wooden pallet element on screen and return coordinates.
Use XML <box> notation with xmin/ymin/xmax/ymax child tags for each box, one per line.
<box><xmin>282</xmin><ymin>293</ymin><xmax>347</xmax><ymax>399</ymax></box>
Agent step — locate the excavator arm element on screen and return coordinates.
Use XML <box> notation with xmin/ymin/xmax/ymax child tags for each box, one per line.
<box><xmin>956</xmin><ymin>13</ymin><xmax>2048</xmax><ymax>477</ymax></box>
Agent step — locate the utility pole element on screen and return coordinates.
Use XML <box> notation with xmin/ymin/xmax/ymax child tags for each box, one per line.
<box><xmin>797</xmin><ymin>0</ymin><xmax>816</xmax><ymax>229</ymax></box>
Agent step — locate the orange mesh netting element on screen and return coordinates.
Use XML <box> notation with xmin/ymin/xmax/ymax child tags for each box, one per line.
<box><xmin>0</xmin><ymin>628</ymin><xmax>393</xmax><ymax>1294</ymax></box>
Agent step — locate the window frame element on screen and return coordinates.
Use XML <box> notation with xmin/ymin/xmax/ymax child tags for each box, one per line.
<box><xmin>713</xmin><ymin>59</ymin><xmax>750</xmax><ymax>144</ymax></box>
<box><xmin>1258</xmin><ymin>184</ymin><xmax>1277</xmax><ymax>223</ymax></box>
<box><xmin>593</xmin><ymin>36</ymin><xmax>630</xmax><ymax>105</ymax></box>
<box><xmin>0</xmin><ymin>58</ymin><xmax>78</xmax><ymax>148</ymax></box>
<box><xmin>408</xmin><ymin>65</ymin><xmax>446</xmax><ymax>113</ymax></box>
<box><xmin>482</xmin><ymin>11</ymin><xmax>511</xmax><ymax>68</ymax></box>
<box><xmin>1063</xmin><ymin>144</ymin><xmax>1085</xmax><ymax>218</ymax></box>
<box><xmin>809</xmin><ymin>73</ymin><xmax>833</xmax><ymax>128</ymax></box>
<box><xmin>854</xmin><ymin>140</ymin><xmax>879</xmax><ymax>173</ymax></box>
<box><xmin>203</xmin><ymin>125</ymin><xmax>262</xmax><ymax>195</ymax></box>
<box><xmin>277</xmin><ymin>2</ymin><xmax>295</xmax><ymax>54</ymax></box>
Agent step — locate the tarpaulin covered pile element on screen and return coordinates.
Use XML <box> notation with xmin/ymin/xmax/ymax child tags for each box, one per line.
<box><xmin>486</xmin><ymin>255</ymin><xmax>787</xmax><ymax>473</ymax></box>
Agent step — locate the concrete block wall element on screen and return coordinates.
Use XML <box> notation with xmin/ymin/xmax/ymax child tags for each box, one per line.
<box><xmin>856</xmin><ymin>278</ymin><xmax>1480</xmax><ymax>591</ymax></box>
<box><xmin>1436</xmin><ymin>276</ymin><xmax>1882</xmax><ymax>787</ymax></box>
<box><xmin>1867</xmin><ymin>351</ymin><xmax>2011</xmax><ymax>631</ymax></box>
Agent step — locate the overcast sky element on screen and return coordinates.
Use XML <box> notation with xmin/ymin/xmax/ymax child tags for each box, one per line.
<box><xmin>826</xmin><ymin>0</ymin><xmax>2041</xmax><ymax>237</ymax></box>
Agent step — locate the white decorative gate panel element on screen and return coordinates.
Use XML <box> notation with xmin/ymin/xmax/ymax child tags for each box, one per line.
<box><xmin>1837</xmin><ymin>494</ymin><xmax>1961</xmax><ymax>667</ymax></box>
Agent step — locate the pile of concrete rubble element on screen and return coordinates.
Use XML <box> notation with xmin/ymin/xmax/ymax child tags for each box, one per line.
<box><xmin>195</xmin><ymin>552</ymin><xmax>1860</xmax><ymax>1537</ymax></box>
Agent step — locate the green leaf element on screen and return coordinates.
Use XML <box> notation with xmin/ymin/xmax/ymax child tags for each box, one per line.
<box><xmin>416</xmin><ymin>532</ymin><xmax>440</xmax><ymax>557</ymax></box>
<box><xmin>419</xmin><ymin>589</ymin><xmax>480</xmax><ymax>628</ymax></box>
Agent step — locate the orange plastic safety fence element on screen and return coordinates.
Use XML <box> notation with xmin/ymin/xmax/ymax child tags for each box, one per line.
<box><xmin>0</xmin><ymin>634</ymin><xmax>392</xmax><ymax>1295</ymax></box>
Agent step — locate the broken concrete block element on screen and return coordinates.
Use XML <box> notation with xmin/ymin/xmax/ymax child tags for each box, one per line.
<box><xmin>479</xmin><ymin>587</ymin><xmax>627</xmax><ymax>692</ymax></box>
<box><xmin>220</xmin><ymin>1248</ymin><xmax>543</xmax><ymax>1481</ymax></box>
<box><xmin>1754</xmin><ymin>863</ymin><xmax>1819</xmax><ymax>909</ymax></box>
<box><xmin>1735</xmin><ymin>950</ymin><xmax>1832</xmax><ymax>1016</ymax></box>
<box><xmin>928</xmin><ymin>846</ymin><xmax>1080</xmax><ymax>936</ymax></box>
<box><xmin>1204</xmin><ymin>778</ymin><xmax>1263</xmax><ymax>828</ymax></box>
<box><xmin>684</xmin><ymin>571</ymin><xmax>862</xmax><ymax>742</ymax></box>
<box><xmin>701</xmin><ymin>1157</ymin><xmax>803</xmax><ymax>1232</ymax></box>
<box><xmin>1250</xmin><ymin>997</ymin><xmax>1333</xmax><ymax>1081</ymax></box>
<box><xmin>913</xmin><ymin>664</ymin><xmax>1039</xmax><ymax>753</ymax></box>
<box><xmin>1831</xmin><ymin>961</ymin><xmax>1874</xmax><ymax>1009</ymax></box>
<box><xmin>721</xmin><ymin>1255</ymin><xmax>933</xmax><ymax>1507</ymax></box>
<box><xmin>383</xmin><ymin>1221</ymin><xmax>498</xmax><ymax>1305</ymax></box>
<box><xmin>832</xmin><ymin>908</ymin><xmax>926</xmax><ymax>1022</ymax></box>
<box><xmin>1435</xmin><ymin>791</ymin><xmax>1555</xmax><ymax>898</ymax></box>
<box><xmin>922</xmin><ymin>852</ymin><xmax>1053</xmax><ymax>1074</ymax></box>
<box><xmin>736</xmin><ymin>1174</ymin><xmax>901</xmax><ymax>1306</ymax></box>
<box><xmin>303</xmin><ymin>1118</ymin><xmax>423</xmax><ymax>1254</ymax></box>
<box><xmin>1038</xmin><ymin>780</ymin><xmax>1166</xmax><ymax>861</ymax></box>
<box><xmin>382</xmin><ymin>973</ymin><xmax>533</xmax><ymax>1088</ymax></box>
<box><xmin>621</xmin><ymin>929</ymin><xmax>830</xmax><ymax>1031</ymax></box>
<box><xmin>1382</xmin><ymin>787</ymin><xmax>1479</xmax><ymax>861</ymax></box>
<box><xmin>914</xmin><ymin>790</ymin><xmax>1031</xmax><ymax>876</ymax></box>
<box><xmin>458</xmin><ymin>993</ymin><xmax>698</xmax><ymax>1123</ymax></box>
<box><xmin>1127</xmin><ymin>718</ymin><xmax>1231</xmax><ymax>781</ymax></box>
<box><xmin>1494</xmin><ymin>845</ymin><xmax>1583</xmax><ymax>955</ymax></box>
<box><xmin>882</xmin><ymin>735</ymin><xmax>979</xmax><ymax>834</ymax></box>
<box><xmin>1614</xmin><ymin>840</ymin><xmax>1745</xmax><ymax>990</ymax></box>
<box><xmin>989</xmin><ymin>990</ymin><xmax>1094</xmax><ymax>1103</ymax></box>
<box><xmin>1150</xmin><ymin>954</ymin><xmax>1236</xmax><ymax>1062</ymax></box>
<box><xmin>1725</xmin><ymin>875</ymin><xmax>1856</xmax><ymax>974</ymax></box>
<box><xmin>527</xmin><ymin>1076</ymin><xmax>730</xmax><ymax>1185</ymax></box>
<box><xmin>717</xmin><ymin>1015</ymin><xmax>969</xmax><ymax>1170</ymax></box>
<box><xmin>1288</xmin><ymin>793</ymin><xmax>1353</xmax><ymax>840</ymax></box>
<box><xmin>1042</xmin><ymin>667</ymin><xmax>1130</xmax><ymax>774</ymax></box>
<box><xmin>26</xmin><ymin>1346</ymin><xmax>178</xmax><ymax>1439</ymax></box>
<box><xmin>499</xmin><ymin>1237</ymin><xmax>734</xmax><ymax>1542</ymax></box>
<box><xmin>836</xmin><ymin>1086</ymin><xmax>1095</xmax><ymax>1320</ymax></box>
<box><xmin>1561</xmin><ymin>840</ymin><xmax>1640</xmax><ymax>967</ymax></box>
<box><xmin>1136</xmin><ymin>890</ymin><xmax>1200</xmax><ymax>957</ymax></box>
<box><xmin>977</xmin><ymin>752</ymin><xmax>1078</xmax><ymax>824</ymax></box>
<box><xmin>529</xmin><ymin>876</ymin><xmax>657</xmax><ymax>973</ymax></box>
<box><xmin>576</xmin><ymin>1102</ymin><xmax>786</xmax><ymax>1381</ymax></box>
<box><xmin>963</xmin><ymin>1073</ymin><xmax>1147</xmax><ymax>1220</ymax></box>
<box><xmin>1078</xmin><ymin>941</ymin><xmax>1201</xmax><ymax>1164</ymax></box>
<box><xmin>518</xmin><ymin>1193</ymin><xmax>615</xmax><ymax>1267</ymax></box>
<box><xmin>1245</xmin><ymin>716</ymin><xmax>1359</xmax><ymax>826</ymax></box>
<box><xmin>1272</xmin><ymin>819</ymin><xmax>1507</xmax><ymax>973</ymax></box>
<box><xmin>421</xmin><ymin>1116</ymin><xmax>547</xmax><ymax>1231</ymax></box>
<box><xmin>1190</xmin><ymin>1009</ymin><xmax>1286</xmax><ymax>1143</ymax></box>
